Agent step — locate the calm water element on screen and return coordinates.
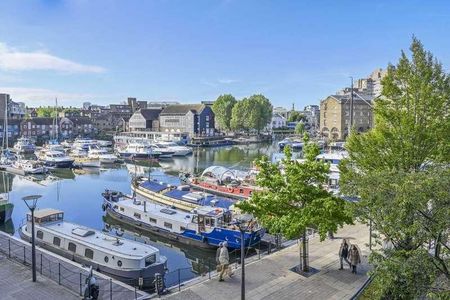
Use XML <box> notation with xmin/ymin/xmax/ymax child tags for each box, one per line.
<box><xmin>0</xmin><ymin>142</ymin><xmax>278</xmax><ymax>286</ymax></box>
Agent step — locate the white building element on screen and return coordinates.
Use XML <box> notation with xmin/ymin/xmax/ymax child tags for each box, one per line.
<box><xmin>267</xmin><ymin>113</ymin><xmax>287</xmax><ymax>131</ymax></box>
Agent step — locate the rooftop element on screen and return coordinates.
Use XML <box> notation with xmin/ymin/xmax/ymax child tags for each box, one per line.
<box><xmin>160</xmin><ymin>104</ymin><xmax>206</xmax><ymax>116</ymax></box>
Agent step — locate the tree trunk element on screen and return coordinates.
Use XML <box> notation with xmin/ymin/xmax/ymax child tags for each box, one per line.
<box><xmin>300</xmin><ymin>230</ymin><xmax>309</xmax><ymax>272</ymax></box>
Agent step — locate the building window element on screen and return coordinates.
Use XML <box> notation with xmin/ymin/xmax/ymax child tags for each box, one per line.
<box><xmin>85</xmin><ymin>248</ymin><xmax>94</xmax><ymax>259</ymax></box>
<box><xmin>68</xmin><ymin>242</ymin><xmax>77</xmax><ymax>252</ymax></box>
<box><xmin>37</xmin><ymin>230</ymin><xmax>44</xmax><ymax>239</ymax></box>
<box><xmin>164</xmin><ymin>222</ymin><xmax>172</xmax><ymax>229</ymax></box>
<box><xmin>53</xmin><ymin>237</ymin><xmax>61</xmax><ymax>246</ymax></box>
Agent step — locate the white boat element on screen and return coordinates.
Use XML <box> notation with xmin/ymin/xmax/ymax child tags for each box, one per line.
<box><xmin>12</xmin><ymin>159</ymin><xmax>47</xmax><ymax>174</ymax></box>
<box><xmin>154</xmin><ymin>141</ymin><xmax>192</xmax><ymax>156</ymax></box>
<box><xmin>13</xmin><ymin>137</ymin><xmax>36</xmax><ymax>154</ymax></box>
<box><xmin>150</xmin><ymin>144</ymin><xmax>175</xmax><ymax>158</ymax></box>
<box><xmin>39</xmin><ymin>150</ymin><xmax>75</xmax><ymax>168</ymax></box>
<box><xmin>97</xmin><ymin>140</ymin><xmax>113</xmax><ymax>147</ymax></box>
<box><xmin>72</xmin><ymin>138</ymin><xmax>98</xmax><ymax>151</ymax></box>
<box><xmin>88</xmin><ymin>146</ymin><xmax>119</xmax><ymax>164</ymax></box>
<box><xmin>117</xmin><ymin>143</ymin><xmax>162</xmax><ymax>160</ymax></box>
<box><xmin>43</xmin><ymin>141</ymin><xmax>66</xmax><ymax>153</ymax></box>
<box><xmin>19</xmin><ymin>208</ymin><xmax>167</xmax><ymax>288</ymax></box>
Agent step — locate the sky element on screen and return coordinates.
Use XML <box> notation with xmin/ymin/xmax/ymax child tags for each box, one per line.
<box><xmin>1</xmin><ymin>0</ymin><xmax>450</xmax><ymax>108</ymax></box>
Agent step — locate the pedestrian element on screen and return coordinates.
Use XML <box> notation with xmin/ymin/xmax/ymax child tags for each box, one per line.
<box><xmin>348</xmin><ymin>244</ymin><xmax>361</xmax><ymax>274</ymax></box>
<box><xmin>338</xmin><ymin>239</ymin><xmax>351</xmax><ymax>270</ymax></box>
<box><xmin>216</xmin><ymin>242</ymin><xmax>223</xmax><ymax>271</ymax></box>
<box><xmin>218</xmin><ymin>241</ymin><xmax>232</xmax><ymax>281</ymax></box>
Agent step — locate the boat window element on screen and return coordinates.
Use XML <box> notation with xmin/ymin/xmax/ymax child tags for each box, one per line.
<box><xmin>53</xmin><ymin>237</ymin><xmax>61</xmax><ymax>247</ymax></box>
<box><xmin>36</xmin><ymin>230</ymin><xmax>44</xmax><ymax>239</ymax></box>
<box><xmin>85</xmin><ymin>248</ymin><xmax>94</xmax><ymax>259</ymax></box>
<box><xmin>192</xmin><ymin>216</ymin><xmax>198</xmax><ymax>224</ymax></box>
<box><xmin>145</xmin><ymin>254</ymin><xmax>156</xmax><ymax>266</ymax></box>
<box><xmin>68</xmin><ymin>242</ymin><xmax>76</xmax><ymax>252</ymax></box>
<box><xmin>164</xmin><ymin>222</ymin><xmax>172</xmax><ymax>229</ymax></box>
<box><xmin>117</xmin><ymin>260</ymin><xmax>122</xmax><ymax>267</ymax></box>
<box><xmin>133</xmin><ymin>212</ymin><xmax>141</xmax><ymax>219</ymax></box>
<box><xmin>239</xmin><ymin>189</ymin><xmax>244</xmax><ymax>194</ymax></box>
<box><xmin>104</xmin><ymin>256</ymin><xmax>109</xmax><ymax>263</ymax></box>
<box><xmin>149</xmin><ymin>217</ymin><xmax>157</xmax><ymax>224</ymax></box>
<box><xmin>119</xmin><ymin>207</ymin><xmax>124</xmax><ymax>212</ymax></box>
<box><xmin>205</xmin><ymin>217</ymin><xmax>211</xmax><ymax>227</ymax></box>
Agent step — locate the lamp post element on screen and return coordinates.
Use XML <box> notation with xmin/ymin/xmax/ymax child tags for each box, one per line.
<box><xmin>235</xmin><ymin>216</ymin><xmax>253</xmax><ymax>300</ymax></box>
<box><xmin>22</xmin><ymin>195</ymin><xmax>42</xmax><ymax>282</ymax></box>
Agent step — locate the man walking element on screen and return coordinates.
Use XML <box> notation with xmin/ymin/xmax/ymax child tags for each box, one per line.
<box><xmin>218</xmin><ymin>241</ymin><xmax>232</xmax><ymax>281</ymax></box>
<box><xmin>338</xmin><ymin>239</ymin><xmax>350</xmax><ymax>270</ymax></box>
<box><xmin>348</xmin><ymin>244</ymin><xmax>361</xmax><ymax>274</ymax></box>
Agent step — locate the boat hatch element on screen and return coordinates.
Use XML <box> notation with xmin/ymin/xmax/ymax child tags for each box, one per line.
<box><xmin>182</xmin><ymin>193</ymin><xmax>204</xmax><ymax>204</ymax></box>
<box><xmin>72</xmin><ymin>228</ymin><xmax>95</xmax><ymax>237</ymax></box>
<box><xmin>160</xmin><ymin>208</ymin><xmax>176</xmax><ymax>215</ymax></box>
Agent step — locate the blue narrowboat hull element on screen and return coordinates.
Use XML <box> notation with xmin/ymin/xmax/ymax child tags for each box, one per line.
<box><xmin>104</xmin><ymin>202</ymin><xmax>264</xmax><ymax>250</ymax></box>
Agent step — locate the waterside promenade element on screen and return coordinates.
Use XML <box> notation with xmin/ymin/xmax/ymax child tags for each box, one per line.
<box><xmin>163</xmin><ymin>223</ymin><xmax>370</xmax><ymax>300</ymax></box>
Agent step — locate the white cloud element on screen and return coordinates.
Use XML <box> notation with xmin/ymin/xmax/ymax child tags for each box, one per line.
<box><xmin>217</xmin><ymin>78</ymin><xmax>238</xmax><ymax>84</ymax></box>
<box><xmin>0</xmin><ymin>86</ymin><xmax>107</xmax><ymax>106</ymax></box>
<box><xmin>201</xmin><ymin>78</ymin><xmax>239</xmax><ymax>87</ymax></box>
<box><xmin>0</xmin><ymin>43</ymin><xmax>106</xmax><ymax>73</ymax></box>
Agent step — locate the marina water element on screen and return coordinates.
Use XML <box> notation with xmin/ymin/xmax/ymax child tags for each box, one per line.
<box><xmin>0</xmin><ymin>142</ymin><xmax>277</xmax><ymax>288</ymax></box>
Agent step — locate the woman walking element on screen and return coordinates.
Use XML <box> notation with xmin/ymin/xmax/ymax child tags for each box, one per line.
<box><xmin>348</xmin><ymin>244</ymin><xmax>361</xmax><ymax>274</ymax></box>
<box><xmin>218</xmin><ymin>241</ymin><xmax>233</xmax><ymax>281</ymax></box>
<box><xmin>338</xmin><ymin>239</ymin><xmax>351</xmax><ymax>270</ymax></box>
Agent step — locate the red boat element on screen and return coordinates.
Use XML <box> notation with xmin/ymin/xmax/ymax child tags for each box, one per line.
<box><xmin>180</xmin><ymin>166</ymin><xmax>259</xmax><ymax>200</ymax></box>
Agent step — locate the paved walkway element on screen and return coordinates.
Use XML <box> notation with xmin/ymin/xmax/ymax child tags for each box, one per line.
<box><xmin>0</xmin><ymin>256</ymin><xmax>79</xmax><ymax>300</ymax></box>
<box><xmin>163</xmin><ymin>223</ymin><xmax>370</xmax><ymax>300</ymax></box>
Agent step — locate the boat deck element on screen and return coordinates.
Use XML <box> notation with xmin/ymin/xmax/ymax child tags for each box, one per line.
<box><xmin>39</xmin><ymin>220</ymin><xmax>158</xmax><ymax>258</ymax></box>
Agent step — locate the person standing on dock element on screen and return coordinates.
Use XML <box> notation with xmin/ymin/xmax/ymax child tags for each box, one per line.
<box><xmin>338</xmin><ymin>239</ymin><xmax>350</xmax><ymax>270</ymax></box>
<box><xmin>348</xmin><ymin>244</ymin><xmax>361</xmax><ymax>274</ymax></box>
<box><xmin>218</xmin><ymin>241</ymin><xmax>232</xmax><ymax>281</ymax></box>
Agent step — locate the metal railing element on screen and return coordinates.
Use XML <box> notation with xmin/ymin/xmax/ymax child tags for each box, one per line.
<box><xmin>0</xmin><ymin>232</ymin><xmax>147</xmax><ymax>300</ymax></box>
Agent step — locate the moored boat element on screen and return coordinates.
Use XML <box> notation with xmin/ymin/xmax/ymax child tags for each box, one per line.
<box><xmin>88</xmin><ymin>146</ymin><xmax>120</xmax><ymax>164</ymax></box>
<box><xmin>12</xmin><ymin>159</ymin><xmax>47</xmax><ymax>174</ymax></box>
<box><xmin>117</xmin><ymin>143</ymin><xmax>161</xmax><ymax>160</ymax></box>
<box><xmin>13</xmin><ymin>137</ymin><xmax>36</xmax><ymax>154</ymax></box>
<box><xmin>39</xmin><ymin>150</ymin><xmax>75</xmax><ymax>168</ymax></box>
<box><xmin>131</xmin><ymin>177</ymin><xmax>235</xmax><ymax>212</ymax></box>
<box><xmin>19</xmin><ymin>208</ymin><xmax>167</xmax><ymax>288</ymax></box>
<box><xmin>102</xmin><ymin>191</ymin><xmax>264</xmax><ymax>249</ymax></box>
<box><xmin>180</xmin><ymin>166</ymin><xmax>259</xmax><ymax>200</ymax></box>
<box><xmin>0</xmin><ymin>196</ymin><xmax>13</xmax><ymax>224</ymax></box>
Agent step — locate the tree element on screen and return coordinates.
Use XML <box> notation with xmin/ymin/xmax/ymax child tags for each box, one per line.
<box><xmin>212</xmin><ymin>94</ymin><xmax>237</xmax><ymax>131</ymax></box>
<box><xmin>36</xmin><ymin>106</ymin><xmax>57</xmax><ymax>117</ymax></box>
<box><xmin>238</xmin><ymin>134</ymin><xmax>353</xmax><ymax>272</ymax></box>
<box><xmin>294</xmin><ymin>122</ymin><xmax>305</xmax><ymax>135</ymax></box>
<box><xmin>341</xmin><ymin>38</ymin><xmax>450</xmax><ymax>298</ymax></box>
<box><xmin>288</xmin><ymin>111</ymin><xmax>305</xmax><ymax>122</ymax></box>
<box><xmin>230</xmin><ymin>95</ymin><xmax>273</xmax><ymax>133</ymax></box>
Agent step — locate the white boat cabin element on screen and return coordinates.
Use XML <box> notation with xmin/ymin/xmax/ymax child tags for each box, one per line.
<box><xmin>25</xmin><ymin>209</ymin><xmax>161</xmax><ymax>270</ymax></box>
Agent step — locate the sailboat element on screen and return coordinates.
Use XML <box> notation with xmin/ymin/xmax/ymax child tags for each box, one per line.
<box><xmin>0</xmin><ymin>97</ymin><xmax>16</xmax><ymax>166</ymax></box>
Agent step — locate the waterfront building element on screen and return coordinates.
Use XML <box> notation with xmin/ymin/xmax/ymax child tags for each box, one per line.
<box><xmin>128</xmin><ymin>109</ymin><xmax>162</xmax><ymax>131</ymax></box>
<box><xmin>159</xmin><ymin>104</ymin><xmax>215</xmax><ymax>136</ymax></box>
<box><xmin>20</xmin><ymin>118</ymin><xmax>56</xmax><ymax>141</ymax></box>
<box><xmin>319</xmin><ymin>91</ymin><xmax>374</xmax><ymax>140</ymax></box>
<box><xmin>0</xmin><ymin>119</ymin><xmax>21</xmax><ymax>141</ymax></box>
<box><xmin>0</xmin><ymin>94</ymin><xmax>26</xmax><ymax>119</ymax></box>
<box><xmin>268</xmin><ymin>113</ymin><xmax>287</xmax><ymax>131</ymax></box>
<box><xmin>273</xmin><ymin>106</ymin><xmax>290</xmax><ymax>119</ymax></box>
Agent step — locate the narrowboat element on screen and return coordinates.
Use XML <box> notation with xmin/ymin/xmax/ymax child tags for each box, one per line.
<box><xmin>102</xmin><ymin>191</ymin><xmax>264</xmax><ymax>250</ymax></box>
<box><xmin>19</xmin><ymin>208</ymin><xmax>167</xmax><ymax>288</ymax></box>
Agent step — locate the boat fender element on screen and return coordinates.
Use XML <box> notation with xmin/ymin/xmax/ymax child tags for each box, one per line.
<box><xmin>228</xmin><ymin>187</ymin><xmax>233</xmax><ymax>192</ymax></box>
<box><xmin>102</xmin><ymin>203</ymin><xmax>107</xmax><ymax>212</ymax></box>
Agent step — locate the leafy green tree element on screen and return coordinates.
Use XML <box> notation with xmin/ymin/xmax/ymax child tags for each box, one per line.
<box><xmin>230</xmin><ymin>99</ymin><xmax>249</xmax><ymax>132</ymax></box>
<box><xmin>238</xmin><ymin>135</ymin><xmax>353</xmax><ymax>271</ymax></box>
<box><xmin>288</xmin><ymin>111</ymin><xmax>305</xmax><ymax>122</ymax></box>
<box><xmin>247</xmin><ymin>94</ymin><xmax>272</xmax><ymax>133</ymax></box>
<box><xmin>36</xmin><ymin>106</ymin><xmax>56</xmax><ymax>117</ymax></box>
<box><xmin>294</xmin><ymin>122</ymin><xmax>305</xmax><ymax>135</ymax></box>
<box><xmin>212</xmin><ymin>94</ymin><xmax>237</xmax><ymax>131</ymax></box>
<box><xmin>341</xmin><ymin>38</ymin><xmax>450</xmax><ymax>299</ymax></box>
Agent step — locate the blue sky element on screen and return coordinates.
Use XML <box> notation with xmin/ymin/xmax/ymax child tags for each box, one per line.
<box><xmin>1</xmin><ymin>1</ymin><xmax>450</xmax><ymax>108</ymax></box>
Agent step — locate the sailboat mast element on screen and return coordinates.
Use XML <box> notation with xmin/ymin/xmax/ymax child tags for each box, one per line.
<box><xmin>3</xmin><ymin>96</ymin><xmax>8</xmax><ymax>149</ymax></box>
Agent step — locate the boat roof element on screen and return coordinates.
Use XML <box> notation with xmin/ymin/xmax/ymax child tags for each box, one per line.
<box><xmin>164</xmin><ymin>189</ymin><xmax>234</xmax><ymax>209</ymax></box>
<box><xmin>40</xmin><ymin>220</ymin><xmax>159</xmax><ymax>258</ymax></box>
<box><xmin>140</xmin><ymin>180</ymin><xmax>169</xmax><ymax>193</ymax></box>
<box><xmin>316</xmin><ymin>151</ymin><xmax>348</xmax><ymax>160</ymax></box>
<box><xmin>32</xmin><ymin>208</ymin><xmax>64</xmax><ymax>219</ymax></box>
<box><xmin>201</xmin><ymin>166</ymin><xmax>250</xmax><ymax>181</ymax></box>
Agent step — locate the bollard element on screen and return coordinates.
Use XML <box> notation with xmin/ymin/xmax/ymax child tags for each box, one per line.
<box><xmin>178</xmin><ymin>269</ymin><xmax>181</xmax><ymax>291</ymax></box>
<box><xmin>23</xmin><ymin>246</ymin><xmax>26</xmax><ymax>263</ymax></box>
<box><xmin>135</xmin><ymin>285</ymin><xmax>137</xmax><ymax>299</ymax></box>
<box><xmin>110</xmin><ymin>278</ymin><xmax>113</xmax><ymax>300</ymax></box>
<box><xmin>40</xmin><ymin>253</ymin><xmax>43</xmax><ymax>274</ymax></box>
<box><xmin>79</xmin><ymin>273</ymin><xmax>82</xmax><ymax>296</ymax></box>
<box><xmin>58</xmin><ymin>263</ymin><xmax>61</xmax><ymax>285</ymax></box>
